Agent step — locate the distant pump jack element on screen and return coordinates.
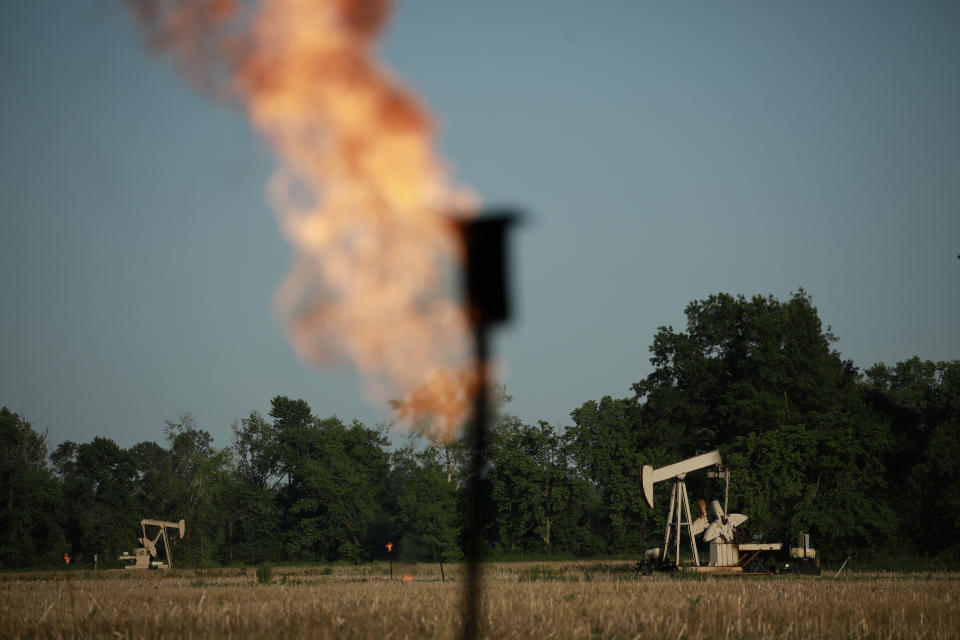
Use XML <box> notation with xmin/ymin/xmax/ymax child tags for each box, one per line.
<box><xmin>119</xmin><ymin>519</ymin><xmax>185</xmax><ymax>570</ymax></box>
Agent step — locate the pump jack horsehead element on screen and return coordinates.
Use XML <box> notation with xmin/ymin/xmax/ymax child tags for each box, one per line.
<box><xmin>118</xmin><ymin>519</ymin><xmax>185</xmax><ymax>570</ymax></box>
<box><xmin>638</xmin><ymin>451</ymin><xmax>820</xmax><ymax>575</ymax></box>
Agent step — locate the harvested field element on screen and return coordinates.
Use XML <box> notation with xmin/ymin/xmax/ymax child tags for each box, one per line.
<box><xmin>2</xmin><ymin>562</ymin><xmax>957</xmax><ymax>639</ymax></box>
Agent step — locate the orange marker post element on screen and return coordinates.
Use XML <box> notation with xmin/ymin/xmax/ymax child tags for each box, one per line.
<box><xmin>385</xmin><ymin>542</ymin><xmax>393</xmax><ymax>580</ymax></box>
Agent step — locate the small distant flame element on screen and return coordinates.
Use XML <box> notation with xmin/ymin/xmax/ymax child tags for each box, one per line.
<box><xmin>385</xmin><ymin>541</ymin><xmax>393</xmax><ymax>553</ymax></box>
<box><xmin>64</xmin><ymin>553</ymin><xmax>70</xmax><ymax>565</ymax></box>
<box><xmin>127</xmin><ymin>0</ymin><xmax>479</xmax><ymax>440</ymax></box>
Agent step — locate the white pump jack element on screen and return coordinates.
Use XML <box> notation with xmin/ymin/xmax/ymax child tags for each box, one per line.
<box><xmin>638</xmin><ymin>450</ymin><xmax>750</xmax><ymax>569</ymax></box>
<box><xmin>118</xmin><ymin>519</ymin><xmax>185</xmax><ymax>570</ymax></box>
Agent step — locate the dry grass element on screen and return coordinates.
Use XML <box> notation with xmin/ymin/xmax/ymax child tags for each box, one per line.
<box><xmin>2</xmin><ymin>561</ymin><xmax>957</xmax><ymax>639</ymax></box>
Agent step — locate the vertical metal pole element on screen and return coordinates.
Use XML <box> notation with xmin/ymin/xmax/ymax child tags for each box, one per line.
<box><xmin>675</xmin><ymin>483</ymin><xmax>682</xmax><ymax>566</ymax></box>
<box><xmin>462</xmin><ymin>323</ymin><xmax>489</xmax><ymax>640</ymax></box>
<box><xmin>724</xmin><ymin>468</ymin><xmax>730</xmax><ymax>516</ymax></box>
<box><xmin>662</xmin><ymin>482</ymin><xmax>677</xmax><ymax>564</ymax></box>
<box><xmin>802</xmin><ymin>532</ymin><xmax>808</xmax><ymax>575</ymax></box>
<box><xmin>681</xmin><ymin>482</ymin><xmax>700</xmax><ymax>567</ymax></box>
<box><xmin>162</xmin><ymin>527</ymin><xmax>172</xmax><ymax>568</ymax></box>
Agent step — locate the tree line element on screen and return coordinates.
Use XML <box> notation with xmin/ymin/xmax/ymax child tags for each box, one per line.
<box><xmin>2</xmin><ymin>291</ymin><xmax>957</xmax><ymax>570</ymax></box>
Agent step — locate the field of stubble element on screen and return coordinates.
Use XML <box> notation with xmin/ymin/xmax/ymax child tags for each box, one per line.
<box><xmin>2</xmin><ymin>561</ymin><xmax>957</xmax><ymax>639</ymax></box>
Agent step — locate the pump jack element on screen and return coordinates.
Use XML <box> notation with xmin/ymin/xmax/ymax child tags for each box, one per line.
<box><xmin>637</xmin><ymin>451</ymin><xmax>820</xmax><ymax>575</ymax></box>
<box><xmin>639</xmin><ymin>450</ymin><xmax>746</xmax><ymax>569</ymax></box>
<box><xmin>119</xmin><ymin>519</ymin><xmax>185</xmax><ymax>570</ymax></box>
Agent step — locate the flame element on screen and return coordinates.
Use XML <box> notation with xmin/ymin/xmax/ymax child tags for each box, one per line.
<box><xmin>127</xmin><ymin>0</ymin><xmax>478</xmax><ymax>440</ymax></box>
<box><xmin>385</xmin><ymin>541</ymin><xmax>393</xmax><ymax>553</ymax></box>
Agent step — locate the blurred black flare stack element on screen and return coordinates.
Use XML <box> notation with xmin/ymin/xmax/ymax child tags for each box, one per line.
<box><xmin>457</xmin><ymin>210</ymin><xmax>521</xmax><ymax>640</ymax></box>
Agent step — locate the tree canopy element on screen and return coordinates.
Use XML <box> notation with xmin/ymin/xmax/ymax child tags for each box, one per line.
<box><xmin>2</xmin><ymin>291</ymin><xmax>956</xmax><ymax>569</ymax></box>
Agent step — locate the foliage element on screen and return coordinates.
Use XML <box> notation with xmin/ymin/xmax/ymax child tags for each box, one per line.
<box><xmin>490</xmin><ymin>417</ymin><xmax>596</xmax><ymax>555</ymax></box>
<box><xmin>863</xmin><ymin>358</ymin><xmax>960</xmax><ymax>556</ymax></box>
<box><xmin>389</xmin><ymin>444</ymin><xmax>461</xmax><ymax>563</ymax></box>
<box><xmin>270</xmin><ymin>397</ymin><xmax>391</xmax><ymax>563</ymax></box>
<box><xmin>2</xmin><ymin>290</ymin><xmax>957</xmax><ymax>568</ymax></box>
<box><xmin>162</xmin><ymin>414</ymin><xmax>232</xmax><ymax>566</ymax></box>
<box><xmin>0</xmin><ymin>408</ymin><xmax>64</xmax><ymax>569</ymax></box>
<box><xmin>566</xmin><ymin>396</ymin><xmax>655</xmax><ymax>552</ymax></box>
<box><xmin>627</xmin><ymin>292</ymin><xmax>897</xmax><ymax>558</ymax></box>
<box><xmin>57</xmin><ymin>436</ymin><xmax>140</xmax><ymax>566</ymax></box>
<box><xmin>222</xmin><ymin>412</ymin><xmax>284</xmax><ymax>563</ymax></box>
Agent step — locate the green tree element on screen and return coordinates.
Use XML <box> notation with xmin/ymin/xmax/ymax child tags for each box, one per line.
<box><xmin>389</xmin><ymin>444</ymin><xmax>461</xmax><ymax>563</ymax></box>
<box><xmin>271</xmin><ymin>397</ymin><xmax>391</xmax><ymax>562</ymax></box>
<box><xmin>634</xmin><ymin>291</ymin><xmax>855</xmax><ymax>449</ymax></box>
<box><xmin>162</xmin><ymin>413</ymin><xmax>232</xmax><ymax>566</ymax></box>
<box><xmin>633</xmin><ymin>291</ymin><xmax>893</xmax><ymax>557</ymax></box>
<box><xmin>128</xmin><ymin>440</ymin><xmax>174</xmax><ymax>516</ymax></box>
<box><xmin>864</xmin><ymin>358</ymin><xmax>960</xmax><ymax>556</ymax></box>
<box><xmin>232</xmin><ymin>410</ymin><xmax>283</xmax><ymax>492</ymax></box>
<box><xmin>0</xmin><ymin>408</ymin><xmax>64</xmax><ymax>568</ymax></box>
<box><xmin>225</xmin><ymin>410</ymin><xmax>283</xmax><ymax>563</ymax></box>
<box><xmin>567</xmin><ymin>395</ymin><xmax>655</xmax><ymax>552</ymax></box>
<box><xmin>269</xmin><ymin>396</ymin><xmax>314</xmax><ymax>488</ymax></box>
<box><xmin>489</xmin><ymin>418</ymin><xmax>585</xmax><ymax>554</ymax></box>
<box><xmin>58</xmin><ymin>436</ymin><xmax>140</xmax><ymax>566</ymax></box>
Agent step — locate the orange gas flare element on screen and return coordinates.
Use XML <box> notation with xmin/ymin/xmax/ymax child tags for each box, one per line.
<box><xmin>128</xmin><ymin>0</ymin><xmax>478</xmax><ymax>440</ymax></box>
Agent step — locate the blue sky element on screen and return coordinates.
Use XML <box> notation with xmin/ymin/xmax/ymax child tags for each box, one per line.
<box><xmin>2</xmin><ymin>0</ymin><xmax>958</xmax><ymax>450</ymax></box>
